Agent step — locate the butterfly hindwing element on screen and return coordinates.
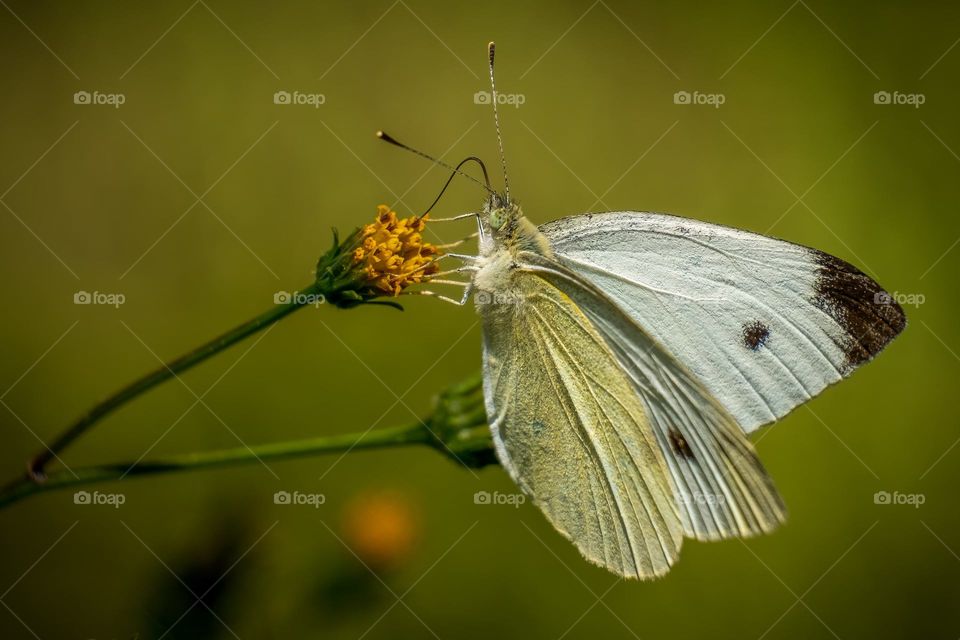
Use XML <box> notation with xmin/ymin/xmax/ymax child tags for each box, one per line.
<box><xmin>520</xmin><ymin>253</ymin><xmax>786</xmax><ymax>541</ymax></box>
<box><xmin>479</xmin><ymin>266</ymin><xmax>683</xmax><ymax>579</ymax></box>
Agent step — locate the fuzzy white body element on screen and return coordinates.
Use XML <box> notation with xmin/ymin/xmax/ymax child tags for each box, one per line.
<box><xmin>472</xmin><ymin>209</ymin><xmax>552</xmax><ymax>310</ymax></box>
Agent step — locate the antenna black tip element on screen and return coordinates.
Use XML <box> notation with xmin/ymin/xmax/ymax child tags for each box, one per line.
<box><xmin>373</xmin><ymin>128</ymin><xmax>495</xmax><ymax>197</ymax></box>
<box><xmin>376</xmin><ymin>130</ymin><xmax>401</xmax><ymax>147</ymax></box>
<box><xmin>488</xmin><ymin>41</ymin><xmax>496</xmax><ymax>62</ymax></box>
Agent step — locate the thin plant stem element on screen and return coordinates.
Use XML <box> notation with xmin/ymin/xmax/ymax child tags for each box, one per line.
<box><xmin>2</xmin><ymin>421</ymin><xmax>431</xmax><ymax>509</ymax></box>
<box><xmin>27</xmin><ymin>281</ymin><xmax>327</xmax><ymax>480</ymax></box>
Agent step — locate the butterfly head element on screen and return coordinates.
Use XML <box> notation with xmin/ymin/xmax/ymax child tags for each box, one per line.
<box><xmin>483</xmin><ymin>193</ymin><xmax>521</xmax><ymax>234</ymax></box>
<box><xmin>479</xmin><ymin>193</ymin><xmax>552</xmax><ymax>258</ymax></box>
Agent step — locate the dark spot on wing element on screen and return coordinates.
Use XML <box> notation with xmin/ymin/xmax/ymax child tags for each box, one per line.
<box><xmin>668</xmin><ymin>428</ymin><xmax>694</xmax><ymax>460</ymax></box>
<box><xmin>742</xmin><ymin>320</ymin><xmax>770</xmax><ymax>350</ymax></box>
<box><xmin>810</xmin><ymin>249</ymin><xmax>906</xmax><ymax>372</ymax></box>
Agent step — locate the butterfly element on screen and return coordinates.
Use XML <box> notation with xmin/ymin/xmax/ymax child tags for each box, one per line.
<box><xmin>383</xmin><ymin>43</ymin><xmax>906</xmax><ymax>579</ymax></box>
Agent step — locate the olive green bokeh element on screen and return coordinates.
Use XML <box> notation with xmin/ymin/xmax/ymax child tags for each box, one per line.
<box><xmin>1</xmin><ymin>1</ymin><xmax>958</xmax><ymax>638</ymax></box>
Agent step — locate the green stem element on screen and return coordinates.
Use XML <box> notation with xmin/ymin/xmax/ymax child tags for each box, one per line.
<box><xmin>4</xmin><ymin>421</ymin><xmax>430</xmax><ymax>509</ymax></box>
<box><xmin>28</xmin><ymin>281</ymin><xmax>326</xmax><ymax>480</ymax></box>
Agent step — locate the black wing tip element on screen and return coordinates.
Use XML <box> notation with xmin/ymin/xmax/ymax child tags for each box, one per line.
<box><xmin>810</xmin><ymin>249</ymin><xmax>907</xmax><ymax>372</ymax></box>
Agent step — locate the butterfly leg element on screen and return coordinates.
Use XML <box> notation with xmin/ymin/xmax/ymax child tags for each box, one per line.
<box><xmin>458</xmin><ymin>281</ymin><xmax>474</xmax><ymax>305</ymax></box>
<box><xmin>436</xmin><ymin>231</ymin><xmax>479</xmax><ymax>250</ymax></box>
<box><xmin>385</xmin><ymin>255</ymin><xmax>472</xmax><ymax>285</ymax></box>
<box><xmin>428</xmin><ymin>212</ymin><xmax>486</xmax><ymax>243</ymax></box>
<box><xmin>403</xmin><ymin>290</ymin><xmax>468</xmax><ymax>307</ymax></box>
<box><xmin>428</xmin><ymin>212</ymin><xmax>481</xmax><ymax>223</ymax></box>
<box><xmin>429</xmin><ymin>265</ymin><xmax>479</xmax><ymax>278</ymax></box>
<box><xmin>443</xmin><ymin>252</ymin><xmax>481</xmax><ymax>263</ymax></box>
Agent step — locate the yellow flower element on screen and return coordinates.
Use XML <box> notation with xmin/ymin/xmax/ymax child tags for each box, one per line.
<box><xmin>352</xmin><ymin>205</ymin><xmax>441</xmax><ymax>296</ymax></box>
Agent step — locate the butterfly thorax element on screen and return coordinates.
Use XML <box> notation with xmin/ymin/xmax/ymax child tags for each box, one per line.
<box><xmin>473</xmin><ymin>196</ymin><xmax>553</xmax><ymax>312</ymax></box>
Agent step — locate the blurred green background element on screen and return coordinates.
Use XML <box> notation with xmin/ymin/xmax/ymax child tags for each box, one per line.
<box><xmin>1</xmin><ymin>1</ymin><xmax>958</xmax><ymax>638</ymax></box>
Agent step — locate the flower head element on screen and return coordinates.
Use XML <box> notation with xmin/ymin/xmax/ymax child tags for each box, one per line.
<box><xmin>313</xmin><ymin>204</ymin><xmax>443</xmax><ymax>309</ymax></box>
<box><xmin>351</xmin><ymin>205</ymin><xmax>441</xmax><ymax>296</ymax></box>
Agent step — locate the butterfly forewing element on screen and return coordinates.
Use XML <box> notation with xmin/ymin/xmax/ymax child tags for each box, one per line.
<box><xmin>539</xmin><ymin>211</ymin><xmax>906</xmax><ymax>433</ymax></box>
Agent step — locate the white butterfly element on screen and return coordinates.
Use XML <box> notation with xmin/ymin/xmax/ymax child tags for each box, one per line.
<box><xmin>387</xmin><ymin>43</ymin><xmax>906</xmax><ymax>579</ymax></box>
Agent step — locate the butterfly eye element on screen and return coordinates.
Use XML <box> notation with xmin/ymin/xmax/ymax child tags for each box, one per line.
<box><xmin>489</xmin><ymin>208</ymin><xmax>506</xmax><ymax>230</ymax></box>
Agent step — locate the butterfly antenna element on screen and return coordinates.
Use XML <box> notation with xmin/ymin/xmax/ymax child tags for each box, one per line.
<box><xmin>420</xmin><ymin>155</ymin><xmax>491</xmax><ymax>218</ymax></box>
<box><xmin>376</xmin><ymin>131</ymin><xmax>493</xmax><ymax>196</ymax></box>
<box><xmin>487</xmin><ymin>41</ymin><xmax>510</xmax><ymax>202</ymax></box>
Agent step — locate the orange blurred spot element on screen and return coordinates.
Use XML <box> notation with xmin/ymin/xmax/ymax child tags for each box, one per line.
<box><xmin>341</xmin><ymin>490</ymin><xmax>419</xmax><ymax>571</ymax></box>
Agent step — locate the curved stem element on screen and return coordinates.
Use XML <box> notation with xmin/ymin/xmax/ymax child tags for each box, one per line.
<box><xmin>4</xmin><ymin>421</ymin><xmax>430</xmax><ymax>509</ymax></box>
<box><xmin>28</xmin><ymin>281</ymin><xmax>326</xmax><ymax>480</ymax></box>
